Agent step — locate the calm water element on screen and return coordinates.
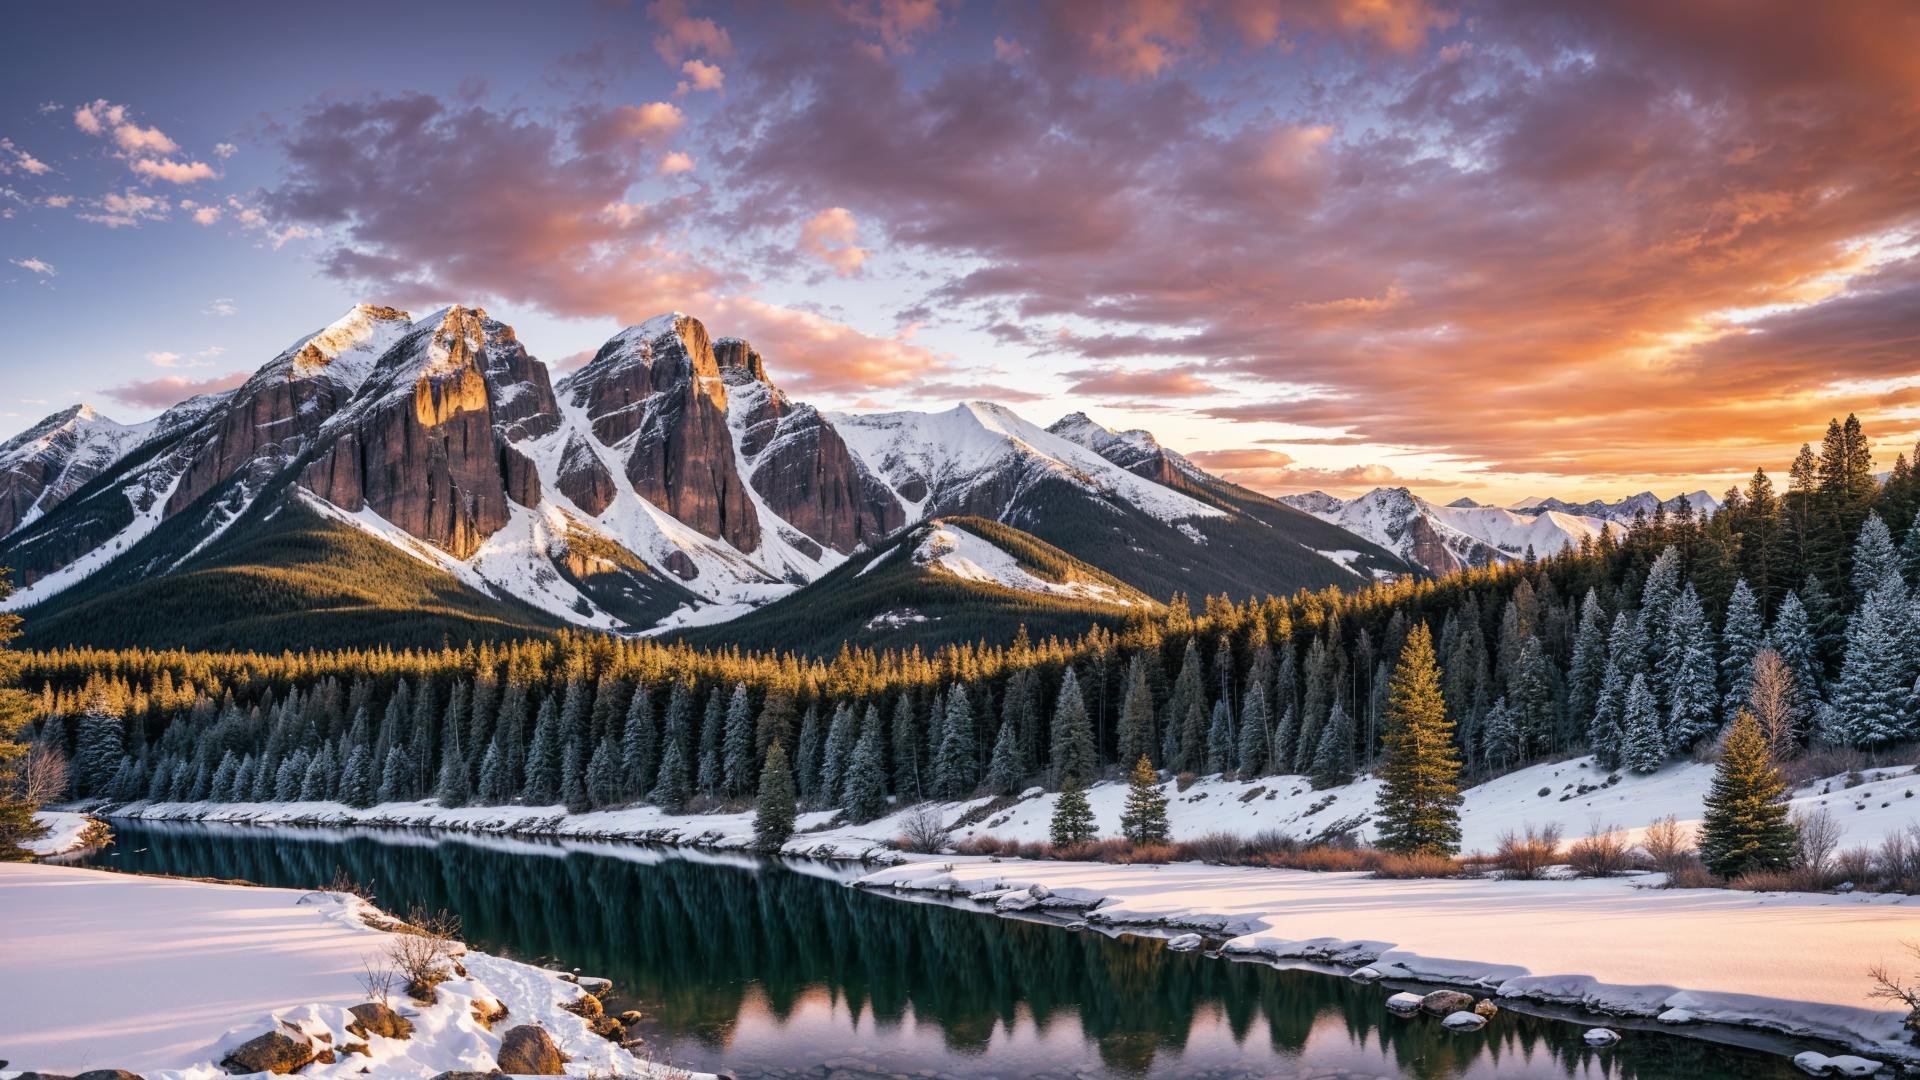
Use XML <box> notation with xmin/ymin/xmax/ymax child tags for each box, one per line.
<box><xmin>76</xmin><ymin>819</ymin><xmax>1809</xmax><ymax>1079</ymax></box>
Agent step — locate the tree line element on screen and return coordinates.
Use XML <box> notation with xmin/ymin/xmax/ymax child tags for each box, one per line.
<box><xmin>9</xmin><ymin>413</ymin><xmax>1920</xmax><ymax>857</ymax></box>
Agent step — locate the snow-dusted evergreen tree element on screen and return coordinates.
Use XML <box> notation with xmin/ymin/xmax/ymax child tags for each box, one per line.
<box><xmin>72</xmin><ymin>699</ymin><xmax>123</xmax><ymax>799</ymax></box>
<box><xmin>1566</xmin><ymin>589</ymin><xmax>1609</xmax><ymax>727</ymax></box>
<box><xmin>984</xmin><ymin>713</ymin><xmax>1024</xmax><ymax>796</ymax></box>
<box><xmin>1512</xmin><ymin>636</ymin><xmax>1556</xmax><ymax>761</ymax></box>
<box><xmin>794</xmin><ymin>704</ymin><xmax>822</xmax><ymax>804</ymax></box>
<box><xmin>1270</xmin><ymin>703</ymin><xmax>1299</xmax><ymax>774</ymax></box>
<box><xmin>376</xmin><ymin>746</ymin><xmax>410</xmax><ymax>803</ymax></box>
<box><xmin>277</xmin><ymin>748</ymin><xmax>309</xmax><ymax>801</ymax></box>
<box><xmin>1309</xmin><ymin>696</ymin><xmax>1355</xmax><ymax>787</ymax></box>
<box><xmin>298</xmin><ymin>747</ymin><xmax>329</xmax><ymax>801</ymax></box>
<box><xmin>1720</xmin><ymin>579</ymin><xmax>1764</xmax><ymax>715</ymax></box>
<box><xmin>752</xmin><ymin>740</ymin><xmax>797</xmax><ymax>851</ymax></box>
<box><xmin>435</xmin><ymin>725</ymin><xmax>471</xmax><ymax>808</ymax></box>
<box><xmin>1901</xmin><ymin>517</ymin><xmax>1920</xmax><ymax>584</ymax></box>
<box><xmin>1481</xmin><ymin>696</ymin><xmax>1518</xmax><ymax>771</ymax></box>
<box><xmin>1665</xmin><ymin>586</ymin><xmax>1721</xmax><ymax>750</ymax></box>
<box><xmin>1853</xmin><ymin>514</ymin><xmax>1906</xmax><ymax>601</ymax></box>
<box><xmin>890</xmin><ymin>694</ymin><xmax>921</xmax><ymax>799</ymax></box>
<box><xmin>1119</xmin><ymin>755</ymin><xmax>1169</xmax><ymax>845</ymax></box>
<box><xmin>250</xmin><ymin>748</ymin><xmax>276</xmax><ymax>801</ymax></box>
<box><xmin>230</xmin><ymin>757</ymin><xmax>255</xmax><ymax>804</ymax></box>
<box><xmin>211</xmin><ymin>751</ymin><xmax>239</xmax><ymax>802</ymax></box>
<box><xmin>819</xmin><ymin>702</ymin><xmax>857</xmax><ymax>806</ymax></box>
<box><xmin>476</xmin><ymin>735</ymin><xmax>511</xmax><ymax>804</ymax></box>
<box><xmin>1048</xmin><ymin>668</ymin><xmax>1097</xmax><ymax>788</ymax></box>
<box><xmin>1205</xmin><ymin>700</ymin><xmax>1234</xmax><ymax>775</ymax></box>
<box><xmin>1236</xmin><ymin>684</ymin><xmax>1271</xmax><ymax>778</ymax></box>
<box><xmin>522</xmin><ymin>698</ymin><xmax>560</xmax><ymax>804</ymax></box>
<box><xmin>650</xmin><ymin>739</ymin><xmax>691</xmax><ymax>812</ymax></box>
<box><xmin>1163</xmin><ymin>642</ymin><xmax>1205</xmax><ymax>770</ymax></box>
<box><xmin>1699</xmin><ymin>709</ymin><xmax>1796</xmax><ymax>878</ymax></box>
<box><xmin>1621</xmin><ymin>674</ymin><xmax>1665</xmax><ymax>773</ymax></box>
<box><xmin>1114</xmin><ymin>656</ymin><xmax>1156</xmax><ymax>768</ymax></box>
<box><xmin>842</xmin><ymin>706</ymin><xmax>888</xmax><ymax>823</ymax></box>
<box><xmin>931</xmin><ymin>683</ymin><xmax>978</xmax><ymax>799</ymax></box>
<box><xmin>1828</xmin><ymin>592</ymin><xmax>1912</xmax><ymax>747</ymax></box>
<box><xmin>586</xmin><ymin>735</ymin><xmax>620</xmax><ymax>808</ymax></box>
<box><xmin>696</xmin><ymin>691</ymin><xmax>723</xmax><ymax>798</ymax></box>
<box><xmin>620</xmin><ymin>687</ymin><xmax>656</xmax><ymax>800</ymax></box>
<box><xmin>721</xmin><ymin>683</ymin><xmax>754</xmax><ymax>798</ymax></box>
<box><xmin>1050</xmin><ymin>777</ymin><xmax>1097</xmax><ymax>848</ymax></box>
<box><xmin>1769</xmin><ymin>591</ymin><xmax>1823</xmax><ymax>700</ymax></box>
<box><xmin>659</xmin><ymin>682</ymin><xmax>693</xmax><ymax>784</ymax></box>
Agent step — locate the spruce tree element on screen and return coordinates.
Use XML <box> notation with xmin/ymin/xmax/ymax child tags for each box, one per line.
<box><xmin>721</xmin><ymin>683</ymin><xmax>754</xmax><ymax>798</ymax></box>
<box><xmin>984</xmin><ymin>714</ymin><xmax>1024</xmax><ymax>796</ymax></box>
<box><xmin>1164</xmin><ymin>641</ymin><xmax>1205</xmax><ymax>770</ymax></box>
<box><xmin>696</xmin><ymin>691</ymin><xmax>723</xmax><ymax>798</ymax></box>
<box><xmin>211</xmin><ymin>751</ymin><xmax>239</xmax><ymax>802</ymax></box>
<box><xmin>1698</xmin><ymin>709</ymin><xmax>1797</xmax><ymax>878</ymax></box>
<box><xmin>278</xmin><ymin>748</ymin><xmax>309</xmax><ymax>801</ymax></box>
<box><xmin>476</xmin><ymin>736</ymin><xmax>512</xmax><ymax>805</ymax></box>
<box><xmin>931</xmin><ymin>684</ymin><xmax>978</xmax><ymax>799</ymax></box>
<box><xmin>1114</xmin><ymin>656</ymin><xmax>1157</xmax><ymax>768</ymax></box>
<box><xmin>1048</xmin><ymin>668</ymin><xmax>1098</xmax><ymax>788</ymax></box>
<box><xmin>842</xmin><ymin>707</ymin><xmax>889</xmax><ymax>823</ymax></box>
<box><xmin>1118</xmin><ymin>755</ymin><xmax>1169</xmax><ymax>845</ymax></box>
<box><xmin>72</xmin><ymin>699</ymin><xmax>124</xmax><ymax>799</ymax></box>
<box><xmin>1270</xmin><ymin>703</ymin><xmax>1299</xmax><ymax>775</ymax></box>
<box><xmin>650</xmin><ymin>739</ymin><xmax>691</xmax><ymax>812</ymax></box>
<box><xmin>820</xmin><ymin>702</ymin><xmax>857</xmax><ymax>806</ymax></box>
<box><xmin>1829</xmin><ymin>591</ymin><xmax>1910</xmax><ymax>747</ymax></box>
<box><xmin>753</xmin><ymin>741</ymin><xmax>798</xmax><ymax>851</ymax></box>
<box><xmin>1720</xmin><ymin>579</ymin><xmax>1764</xmax><ymax>716</ymax></box>
<box><xmin>1664</xmin><ymin>586</ymin><xmax>1720</xmax><ymax>751</ymax></box>
<box><xmin>1621</xmin><ymin>674</ymin><xmax>1665</xmax><ymax>773</ymax></box>
<box><xmin>1566</xmin><ymin>589</ymin><xmax>1610</xmax><ymax>728</ymax></box>
<box><xmin>1769</xmin><ymin>591</ymin><xmax>1823</xmax><ymax>701</ymax></box>
<box><xmin>1373</xmin><ymin>624</ymin><xmax>1463</xmax><ymax>855</ymax></box>
<box><xmin>586</xmin><ymin>735</ymin><xmax>621</xmax><ymax>808</ymax></box>
<box><xmin>1236</xmin><ymin>684</ymin><xmax>1271</xmax><ymax>778</ymax></box>
<box><xmin>890</xmin><ymin>694</ymin><xmax>922</xmax><ymax>799</ymax></box>
<box><xmin>621</xmin><ymin>687</ymin><xmax>657</xmax><ymax>800</ymax></box>
<box><xmin>1310</xmin><ymin>696</ymin><xmax>1355</xmax><ymax>787</ymax></box>
<box><xmin>1205</xmin><ymin>699</ymin><xmax>1234</xmax><ymax>775</ymax></box>
<box><xmin>794</xmin><ymin>705</ymin><xmax>822</xmax><ymax>804</ymax></box>
<box><xmin>1588</xmin><ymin>657</ymin><xmax>1627</xmax><ymax>768</ymax></box>
<box><xmin>1050</xmin><ymin>777</ymin><xmax>1096</xmax><ymax>848</ymax></box>
<box><xmin>435</xmin><ymin>725</ymin><xmax>472</xmax><ymax>809</ymax></box>
<box><xmin>1481</xmin><ymin>696</ymin><xmax>1518</xmax><ymax>771</ymax></box>
<box><xmin>522</xmin><ymin>697</ymin><xmax>561</xmax><ymax>805</ymax></box>
<box><xmin>376</xmin><ymin>746</ymin><xmax>410</xmax><ymax>804</ymax></box>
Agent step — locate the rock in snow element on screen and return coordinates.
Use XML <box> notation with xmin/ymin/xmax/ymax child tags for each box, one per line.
<box><xmin>1348</xmin><ymin>966</ymin><xmax>1384</xmax><ymax>982</ymax></box>
<box><xmin>1792</xmin><ymin>1051</ymin><xmax>1885</xmax><ymax>1076</ymax></box>
<box><xmin>1421</xmin><ymin>989</ymin><xmax>1476</xmax><ymax>1016</ymax></box>
<box><xmin>1583</xmin><ymin>1027</ymin><xmax>1620</xmax><ymax>1047</ymax></box>
<box><xmin>1442</xmin><ymin>1010</ymin><xmax>1487</xmax><ymax>1031</ymax></box>
<box><xmin>1385</xmin><ymin>992</ymin><xmax>1425</xmax><ymax>1013</ymax></box>
<box><xmin>1165</xmin><ymin>933</ymin><xmax>1205</xmax><ymax>952</ymax></box>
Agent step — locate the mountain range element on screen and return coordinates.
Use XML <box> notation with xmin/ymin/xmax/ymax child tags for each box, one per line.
<box><xmin>0</xmin><ymin>305</ymin><xmax>1411</xmax><ymax>651</ymax></box>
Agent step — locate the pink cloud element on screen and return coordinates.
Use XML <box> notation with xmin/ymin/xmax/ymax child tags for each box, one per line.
<box><xmin>677</xmin><ymin>58</ymin><xmax>725</xmax><ymax>94</ymax></box>
<box><xmin>131</xmin><ymin>158</ymin><xmax>217</xmax><ymax>184</ymax></box>
<box><xmin>798</xmin><ymin>207</ymin><xmax>868</xmax><ymax>276</ymax></box>
<box><xmin>104</xmin><ymin>371</ymin><xmax>249</xmax><ymax>409</ymax></box>
<box><xmin>648</xmin><ymin>0</ymin><xmax>732</xmax><ymax>63</ymax></box>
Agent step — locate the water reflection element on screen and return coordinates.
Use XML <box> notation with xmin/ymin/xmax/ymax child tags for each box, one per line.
<box><xmin>79</xmin><ymin>820</ymin><xmax>1802</xmax><ymax>1079</ymax></box>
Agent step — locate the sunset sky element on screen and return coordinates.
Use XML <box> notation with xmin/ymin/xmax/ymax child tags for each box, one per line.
<box><xmin>2</xmin><ymin>1</ymin><xmax>1917</xmax><ymax>504</ymax></box>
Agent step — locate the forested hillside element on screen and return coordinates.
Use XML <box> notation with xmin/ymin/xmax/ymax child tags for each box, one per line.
<box><xmin>18</xmin><ymin>415</ymin><xmax>1920</xmax><ymax>828</ymax></box>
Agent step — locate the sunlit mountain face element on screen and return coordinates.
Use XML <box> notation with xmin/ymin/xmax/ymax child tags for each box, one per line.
<box><xmin>6</xmin><ymin>2</ymin><xmax>1919</xmax><ymax>509</ymax></box>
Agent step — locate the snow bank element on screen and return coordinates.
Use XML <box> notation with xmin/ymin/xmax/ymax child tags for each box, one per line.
<box><xmin>26</xmin><ymin>809</ymin><xmax>101</xmax><ymax>857</ymax></box>
<box><xmin>0</xmin><ymin>863</ymin><xmax>711</xmax><ymax>1078</ymax></box>
<box><xmin>856</xmin><ymin>854</ymin><xmax>1920</xmax><ymax>1061</ymax></box>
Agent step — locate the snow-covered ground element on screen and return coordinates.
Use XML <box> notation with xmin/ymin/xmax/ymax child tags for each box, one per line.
<box><xmin>0</xmin><ymin>862</ymin><xmax>710</xmax><ymax>1078</ymax></box>
<box><xmin>25</xmin><ymin>809</ymin><xmax>102</xmax><ymax>857</ymax></box>
<box><xmin>857</xmin><ymin>855</ymin><xmax>1917</xmax><ymax>1063</ymax></box>
<box><xmin>106</xmin><ymin>753</ymin><xmax>1920</xmax><ymax>863</ymax></box>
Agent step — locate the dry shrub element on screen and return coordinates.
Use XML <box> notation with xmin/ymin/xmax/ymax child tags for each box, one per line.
<box><xmin>1113</xmin><ymin>842</ymin><xmax>1177</xmax><ymax>864</ymax></box>
<box><xmin>1834</xmin><ymin>846</ymin><xmax>1875</xmax><ymax>886</ymax></box>
<box><xmin>1792</xmin><ymin>807</ymin><xmax>1841</xmax><ymax>876</ymax></box>
<box><xmin>1493</xmin><ymin>823</ymin><xmax>1563</xmax><ymax>879</ymax></box>
<box><xmin>326</xmin><ymin>867</ymin><xmax>375</xmax><ymax>900</ymax></box>
<box><xmin>1878</xmin><ymin>828</ymin><xmax>1920</xmax><ymax>894</ymax></box>
<box><xmin>1730</xmin><ymin>867</ymin><xmax>1828</xmax><ymax>892</ymax></box>
<box><xmin>1372</xmin><ymin>851</ymin><xmax>1461</xmax><ymax>879</ymax></box>
<box><xmin>1567</xmin><ymin>822</ymin><xmax>1634</xmax><ymax>877</ymax></box>
<box><xmin>1782</xmin><ymin>745</ymin><xmax>1870</xmax><ymax>788</ymax></box>
<box><xmin>896</xmin><ymin>806</ymin><xmax>952</xmax><ymax>854</ymax></box>
<box><xmin>357</xmin><ymin>954</ymin><xmax>399</xmax><ymax>1007</ymax></box>
<box><xmin>1052</xmin><ymin>837</ymin><xmax>1133</xmax><ymax>862</ymax></box>
<box><xmin>1270</xmin><ymin>845</ymin><xmax>1377</xmax><ymax>873</ymax></box>
<box><xmin>1640</xmin><ymin>815</ymin><xmax>1695</xmax><ymax>876</ymax></box>
<box><xmin>1664</xmin><ymin>858</ymin><xmax>1720</xmax><ymax>890</ymax></box>
<box><xmin>1175</xmin><ymin>832</ymin><xmax>1245</xmax><ymax>864</ymax></box>
<box><xmin>388</xmin><ymin>906</ymin><xmax>463</xmax><ymax>1001</ymax></box>
<box><xmin>953</xmin><ymin>835</ymin><xmax>1050</xmax><ymax>859</ymax></box>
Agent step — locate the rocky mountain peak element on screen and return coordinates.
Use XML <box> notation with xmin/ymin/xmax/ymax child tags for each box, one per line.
<box><xmin>713</xmin><ymin>337</ymin><xmax>767</xmax><ymax>384</ymax></box>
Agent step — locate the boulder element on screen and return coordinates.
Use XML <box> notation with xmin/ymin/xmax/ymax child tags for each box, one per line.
<box><xmin>560</xmin><ymin>991</ymin><xmax>603</xmax><ymax>1017</ymax></box>
<box><xmin>1656</xmin><ymin>1007</ymin><xmax>1696</xmax><ymax>1025</ymax></box>
<box><xmin>76</xmin><ymin>1072</ymin><xmax>148</xmax><ymax>1080</ymax></box>
<box><xmin>429</xmin><ymin>1072</ymin><xmax>506</xmax><ymax>1080</ymax></box>
<box><xmin>1420</xmin><ymin>990</ymin><xmax>1475</xmax><ymax>1017</ymax></box>
<box><xmin>619</xmin><ymin>1009</ymin><xmax>645</xmax><ymax>1024</ymax></box>
<box><xmin>586</xmin><ymin>1015</ymin><xmax>626</xmax><ymax>1041</ymax></box>
<box><xmin>1583</xmin><ymin>1028</ymin><xmax>1620</xmax><ymax>1047</ymax></box>
<box><xmin>347</xmin><ymin>1001</ymin><xmax>414</xmax><ymax>1041</ymax></box>
<box><xmin>1165</xmin><ymin>933</ymin><xmax>1205</xmax><ymax>952</ymax></box>
<box><xmin>1347</xmin><ymin>966</ymin><xmax>1383</xmax><ymax>983</ymax></box>
<box><xmin>1385</xmin><ymin>992</ymin><xmax>1424</xmax><ymax>1013</ymax></box>
<box><xmin>471</xmin><ymin>997</ymin><xmax>510</xmax><ymax>1031</ymax></box>
<box><xmin>1472</xmin><ymin>999</ymin><xmax>1499</xmax><ymax>1019</ymax></box>
<box><xmin>1792</xmin><ymin>1052</ymin><xmax>1884</xmax><ymax>1077</ymax></box>
<box><xmin>495</xmin><ymin>1024</ymin><xmax>566</xmax><ymax>1075</ymax></box>
<box><xmin>219</xmin><ymin>1027</ymin><xmax>316</xmax><ymax>1075</ymax></box>
<box><xmin>1441</xmin><ymin>1010</ymin><xmax>1486</xmax><ymax>1031</ymax></box>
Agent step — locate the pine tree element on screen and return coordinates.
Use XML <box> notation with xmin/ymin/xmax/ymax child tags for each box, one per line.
<box><xmin>1205</xmin><ymin>699</ymin><xmax>1234</xmax><ymax>775</ymax></box>
<box><xmin>794</xmin><ymin>705</ymin><xmax>822</xmax><ymax>804</ymax></box>
<box><xmin>1114</xmin><ymin>656</ymin><xmax>1156</xmax><ymax>768</ymax></box>
<box><xmin>522</xmin><ymin>698</ymin><xmax>561</xmax><ymax>805</ymax></box>
<box><xmin>377</xmin><ymin>746</ymin><xmax>410</xmax><ymax>803</ymax></box>
<box><xmin>1048</xmin><ymin>668</ymin><xmax>1098</xmax><ymax>788</ymax></box>
<box><xmin>621</xmin><ymin>687</ymin><xmax>656</xmax><ymax>800</ymax></box>
<box><xmin>477</xmin><ymin>735</ymin><xmax>512</xmax><ymax>805</ymax></box>
<box><xmin>72</xmin><ymin>699</ymin><xmax>124</xmax><ymax>799</ymax></box>
<box><xmin>435</xmin><ymin>725</ymin><xmax>471</xmax><ymax>809</ymax></box>
<box><xmin>931</xmin><ymin>684</ymin><xmax>978</xmax><ymax>799</ymax></box>
<box><xmin>1118</xmin><ymin>755</ymin><xmax>1169</xmax><ymax>845</ymax></box>
<box><xmin>1640</xmin><ymin>547</ymin><xmax>1684</xmax><ymax>706</ymax></box>
<box><xmin>1621</xmin><ymin>674</ymin><xmax>1665</xmax><ymax>773</ymax></box>
<box><xmin>1373</xmin><ymin>624</ymin><xmax>1463</xmax><ymax>855</ymax></box>
<box><xmin>820</xmin><ymin>702</ymin><xmax>857</xmax><ymax>806</ymax></box>
<box><xmin>586</xmin><ymin>735</ymin><xmax>621</xmax><ymax>808</ymax></box>
<box><xmin>842</xmin><ymin>707</ymin><xmax>889</xmax><ymax>823</ymax></box>
<box><xmin>1481</xmin><ymin>696</ymin><xmax>1518</xmax><ymax>772</ymax></box>
<box><xmin>211</xmin><ymin>751</ymin><xmax>239</xmax><ymax>802</ymax></box>
<box><xmin>1720</xmin><ymin>579</ymin><xmax>1764</xmax><ymax>716</ymax></box>
<box><xmin>753</xmin><ymin>741</ymin><xmax>798</xmax><ymax>851</ymax></box>
<box><xmin>1236</xmin><ymin>683</ymin><xmax>1271</xmax><ymax>778</ymax></box>
<box><xmin>1566</xmin><ymin>589</ymin><xmax>1609</xmax><ymax>728</ymax></box>
<box><xmin>722</xmin><ymin>683</ymin><xmax>754</xmax><ymax>798</ymax></box>
<box><xmin>650</xmin><ymin>739</ymin><xmax>691</xmax><ymax>812</ymax></box>
<box><xmin>1309</xmin><ymin>696</ymin><xmax>1355</xmax><ymax>787</ymax></box>
<box><xmin>696</xmin><ymin>691</ymin><xmax>723</xmax><ymax>797</ymax></box>
<box><xmin>984</xmin><ymin>714</ymin><xmax>1024</xmax><ymax>796</ymax></box>
<box><xmin>1698</xmin><ymin>710</ymin><xmax>1797</xmax><ymax>878</ymax></box>
<box><xmin>1770</xmin><ymin>591</ymin><xmax>1823</xmax><ymax>701</ymax></box>
<box><xmin>1050</xmin><ymin>777</ymin><xmax>1096</xmax><ymax>848</ymax></box>
<box><xmin>1163</xmin><ymin>641</ymin><xmax>1205</xmax><ymax>770</ymax></box>
<box><xmin>1511</xmin><ymin>636</ymin><xmax>1556</xmax><ymax>761</ymax></box>
<box><xmin>890</xmin><ymin>694</ymin><xmax>922</xmax><ymax>799</ymax></box>
<box><xmin>1828</xmin><ymin>590</ymin><xmax>1911</xmax><ymax>747</ymax></box>
<box><xmin>1664</xmin><ymin>586</ymin><xmax>1720</xmax><ymax>750</ymax></box>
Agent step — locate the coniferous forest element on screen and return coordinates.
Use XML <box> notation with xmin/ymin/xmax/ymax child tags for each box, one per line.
<box><xmin>13</xmin><ymin>414</ymin><xmax>1920</xmax><ymax>833</ymax></box>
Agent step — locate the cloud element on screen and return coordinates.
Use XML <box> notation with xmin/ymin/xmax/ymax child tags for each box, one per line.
<box><xmin>659</xmin><ymin>150</ymin><xmax>695</xmax><ymax>174</ymax></box>
<box><xmin>213</xmin><ymin>142</ymin><xmax>238</xmax><ymax>159</ymax></box>
<box><xmin>9</xmin><ymin>257</ymin><xmax>55</xmax><ymax>277</ymax></box>
<box><xmin>677</xmin><ymin>58</ymin><xmax>725</xmax><ymax>94</ymax></box>
<box><xmin>75</xmin><ymin>100</ymin><xmax>182</xmax><ymax>157</ymax></box>
<box><xmin>1066</xmin><ymin>366</ymin><xmax>1218</xmax><ymax>397</ymax></box>
<box><xmin>648</xmin><ymin>0</ymin><xmax>732</xmax><ymax>63</ymax></box>
<box><xmin>0</xmin><ymin>139</ymin><xmax>50</xmax><ymax>177</ymax></box>
<box><xmin>43</xmin><ymin>195</ymin><xmax>71</xmax><ymax>208</ymax></box>
<box><xmin>130</xmin><ymin>158</ymin><xmax>217</xmax><ymax>184</ymax></box>
<box><xmin>1188</xmin><ymin>449</ymin><xmax>1433</xmax><ymax>495</ymax></box>
<box><xmin>77</xmin><ymin>188</ymin><xmax>170</xmax><ymax>228</ymax></box>
<box><xmin>797</xmin><ymin>207</ymin><xmax>868</xmax><ymax>276</ymax></box>
<box><xmin>836</xmin><ymin>0</ymin><xmax>944</xmax><ymax>55</ymax></box>
<box><xmin>719</xmin><ymin>298</ymin><xmax>944</xmax><ymax>394</ymax></box>
<box><xmin>205</xmin><ymin>298</ymin><xmax>237</xmax><ymax>316</ymax></box>
<box><xmin>190</xmin><ymin>205</ymin><xmax>221</xmax><ymax>225</ymax></box>
<box><xmin>103</xmin><ymin>371</ymin><xmax>249</xmax><ymax>408</ymax></box>
<box><xmin>575</xmin><ymin>102</ymin><xmax>685</xmax><ymax>151</ymax></box>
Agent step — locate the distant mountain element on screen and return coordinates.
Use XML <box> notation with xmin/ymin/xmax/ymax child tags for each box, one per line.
<box><xmin>1</xmin><ymin>306</ymin><xmax>1413</xmax><ymax>649</ymax></box>
<box><xmin>1280</xmin><ymin>487</ymin><xmax>1627</xmax><ymax>577</ymax></box>
<box><xmin>1513</xmin><ymin>490</ymin><xmax>1720</xmax><ymax>521</ymax></box>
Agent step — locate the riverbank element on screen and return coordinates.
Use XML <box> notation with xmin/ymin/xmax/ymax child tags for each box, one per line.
<box><xmin>854</xmin><ymin>853</ymin><xmax>1919</xmax><ymax>1066</ymax></box>
<box><xmin>26</xmin><ymin>808</ymin><xmax>109</xmax><ymax>857</ymax></box>
<box><xmin>0</xmin><ymin>862</ymin><xmax>711</xmax><ymax>1078</ymax></box>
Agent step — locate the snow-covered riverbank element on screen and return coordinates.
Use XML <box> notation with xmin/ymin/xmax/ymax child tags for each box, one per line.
<box><xmin>25</xmin><ymin>808</ymin><xmax>107</xmax><ymax>857</ymax></box>
<box><xmin>0</xmin><ymin>863</ymin><xmax>711</xmax><ymax>1078</ymax></box>
<box><xmin>855</xmin><ymin>854</ymin><xmax>1920</xmax><ymax>1065</ymax></box>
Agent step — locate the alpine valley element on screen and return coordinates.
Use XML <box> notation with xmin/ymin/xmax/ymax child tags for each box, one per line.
<box><xmin>0</xmin><ymin>304</ymin><xmax>1429</xmax><ymax>652</ymax></box>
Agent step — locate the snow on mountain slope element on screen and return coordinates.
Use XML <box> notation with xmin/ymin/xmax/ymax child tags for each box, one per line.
<box><xmin>0</xmin><ymin>404</ymin><xmax>155</xmax><ymax>536</ymax></box>
<box><xmin>1519</xmin><ymin>489</ymin><xmax>1720</xmax><ymax>521</ymax></box>
<box><xmin>1285</xmin><ymin>487</ymin><xmax>1625</xmax><ymax>576</ymax></box>
<box><xmin>915</xmin><ymin>521</ymin><xmax>1143</xmax><ymax>605</ymax></box>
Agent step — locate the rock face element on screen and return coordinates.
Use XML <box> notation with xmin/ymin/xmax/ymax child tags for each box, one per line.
<box><xmin>302</xmin><ymin>307</ymin><xmax>541</xmax><ymax>560</ymax></box>
<box><xmin>0</xmin><ymin>405</ymin><xmax>152</xmax><ymax>537</ymax></box>
<box><xmin>219</xmin><ymin>1026</ymin><xmax>316</xmax><ymax>1074</ymax></box>
<box><xmin>554</xmin><ymin>433</ymin><xmax>617</xmax><ymax>517</ymax></box>
<box><xmin>562</xmin><ymin>314</ymin><xmax>759</xmax><ymax>551</ymax></box>
<box><xmin>494</xmin><ymin>1024</ymin><xmax>565</xmax><ymax>1075</ymax></box>
<box><xmin>346</xmin><ymin>1001</ymin><xmax>414</xmax><ymax>1041</ymax></box>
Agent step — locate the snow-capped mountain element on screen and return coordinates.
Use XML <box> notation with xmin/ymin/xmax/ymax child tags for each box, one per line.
<box><xmin>1281</xmin><ymin>487</ymin><xmax>1628</xmax><ymax>577</ymax></box>
<box><xmin>0</xmin><ymin>404</ymin><xmax>156</xmax><ymax>537</ymax></box>
<box><xmin>1513</xmin><ymin>490</ymin><xmax>1720</xmax><ymax>521</ymax></box>
<box><xmin>0</xmin><ymin>306</ymin><xmax>1413</xmax><ymax>643</ymax></box>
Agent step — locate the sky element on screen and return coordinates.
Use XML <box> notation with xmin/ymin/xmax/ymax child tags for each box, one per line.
<box><xmin>1</xmin><ymin>1</ymin><xmax>1917</xmax><ymax>506</ymax></box>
